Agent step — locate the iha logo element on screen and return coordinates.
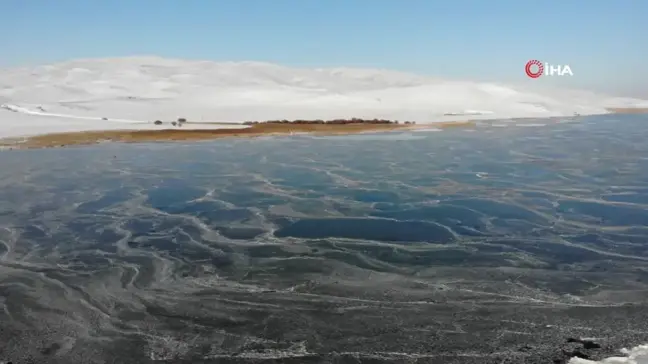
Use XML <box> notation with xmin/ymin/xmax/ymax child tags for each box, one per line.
<box><xmin>525</xmin><ymin>59</ymin><xmax>573</xmax><ymax>78</ymax></box>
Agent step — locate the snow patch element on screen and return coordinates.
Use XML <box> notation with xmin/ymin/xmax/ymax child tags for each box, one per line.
<box><xmin>568</xmin><ymin>344</ymin><xmax>648</xmax><ymax>363</ymax></box>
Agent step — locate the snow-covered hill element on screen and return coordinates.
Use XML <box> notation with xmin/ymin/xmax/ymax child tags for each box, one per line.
<box><xmin>1</xmin><ymin>56</ymin><xmax>648</xmax><ymax>138</ymax></box>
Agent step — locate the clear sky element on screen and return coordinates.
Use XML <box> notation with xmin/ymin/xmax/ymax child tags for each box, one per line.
<box><xmin>1</xmin><ymin>0</ymin><xmax>645</xmax><ymax>96</ymax></box>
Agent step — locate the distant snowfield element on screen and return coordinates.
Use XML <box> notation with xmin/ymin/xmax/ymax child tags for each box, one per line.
<box><xmin>1</xmin><ymin>56</ymin><xmax>648</xmax><ymax>138</ymax></box>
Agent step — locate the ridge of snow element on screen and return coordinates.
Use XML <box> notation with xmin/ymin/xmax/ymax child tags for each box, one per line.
<box><xmin>1</xmin><ymin>56</ymin><xmax>647</xmax><ymax>138</ymax></box>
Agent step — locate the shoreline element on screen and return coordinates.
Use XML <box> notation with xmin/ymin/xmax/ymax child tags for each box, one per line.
<box><xmin>605</xmin><ymin>107</ymin><xmax>648</xmax><ymax>114</ymax></box>
<box><xmin>0</xmin><ymin>121</ymin><xmax>476</xmax><ymax>150</ymax></box>
<box><xmin>1</xmin><ymin>108</ymin><xmax>647</xmax><ymax>150</ymax></box>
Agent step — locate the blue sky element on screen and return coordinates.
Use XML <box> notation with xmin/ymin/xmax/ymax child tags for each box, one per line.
<box><xmin>1</xmin><ymin>0</ymin><xmax>645</xmax><ymax>96</ymax></box>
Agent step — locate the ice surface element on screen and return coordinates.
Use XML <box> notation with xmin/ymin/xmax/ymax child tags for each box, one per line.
<box><xmin>1</xmin><ymin>113</ymin><xmax>648</xmax><ymax>362</ymax></box>
<box><xmin>1</xmin><ymin>56</ymin><xmax>648</xmax><ymax>138</ymax></box>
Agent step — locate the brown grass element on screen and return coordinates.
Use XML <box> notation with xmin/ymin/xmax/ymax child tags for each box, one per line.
<box><xmin>606</xmin><ymin>107</ymin><xmax>648</xmax><ymax>114</ymax></box>
<box><xmin>0</xmin><ymin>121</ymin><xmax>476</xmax><ymax>150</ymax></box>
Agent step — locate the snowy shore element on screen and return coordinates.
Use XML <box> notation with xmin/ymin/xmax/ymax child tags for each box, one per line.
<box><xmin>1</xmin><ymin>56</ymin><xmax>648</xmax><ymax>139</ymax></box>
